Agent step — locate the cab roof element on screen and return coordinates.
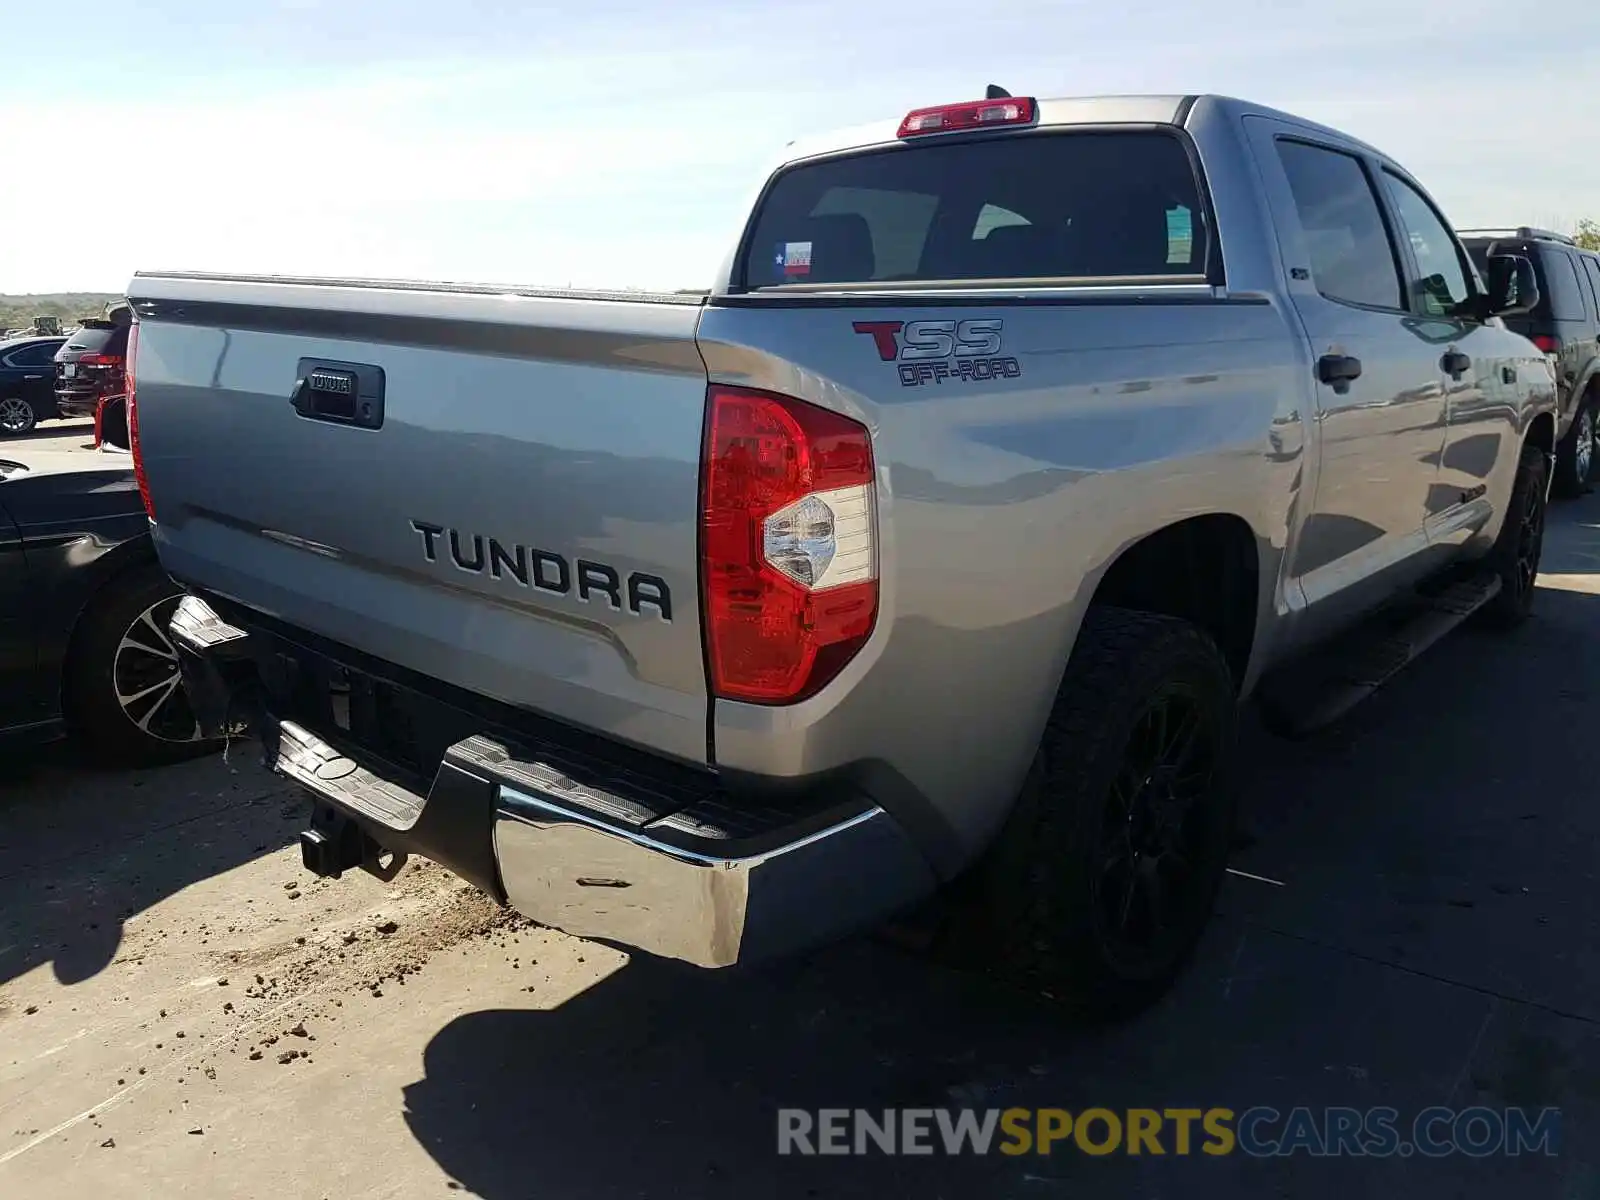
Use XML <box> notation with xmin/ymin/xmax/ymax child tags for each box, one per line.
<box><xmin>780</xmin><ymin>93</ymin><xmax>1384</xmax><ymax>168</ymax></box>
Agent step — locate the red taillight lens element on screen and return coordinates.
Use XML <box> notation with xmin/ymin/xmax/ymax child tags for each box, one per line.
<box><xmin>126</xmin><ymin>321</ymin><xmax>154</xmax><ymax>522</ymax></box>
<box><xmin>701</xmin><ymin>385</ymin><xmax>878</xmax><ymax>704</ymax></box>
<box><xmin>76</xmin><ymin>353</ymin><xmax>124</xmax><ymax>368</ymax></box>
<box><xmin>897</xmin><ymin>97</ymin><xmax>1037</xmax><ymax>138</ymax></box>
<box><xmin>1531</xmin><ymin>334</ymin><xmax>1559</xmax><ymax>354</ymax></box>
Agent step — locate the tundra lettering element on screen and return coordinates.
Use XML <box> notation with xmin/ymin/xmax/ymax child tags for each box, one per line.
<box><xmin>408</xmin><ymin>519</ymin><xmax>671</xmax><ymax>619</ymax></box>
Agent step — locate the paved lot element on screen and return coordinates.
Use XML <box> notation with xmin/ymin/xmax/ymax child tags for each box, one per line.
<box><xmin>3</xmin><ymin>419</ymin><xmax>97</xmax><ymax>460</ymax></box>
<box><xmin>3</xmin><ymin>483</ymin><xmax>1600</xmax><ymax>1198</ymax></box>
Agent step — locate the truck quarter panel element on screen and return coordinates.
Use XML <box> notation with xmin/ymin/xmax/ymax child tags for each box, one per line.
<box><xmin>697</xmin><ymin>293</ymin><xmax>1307</xmax><ymax>854</ymax></box>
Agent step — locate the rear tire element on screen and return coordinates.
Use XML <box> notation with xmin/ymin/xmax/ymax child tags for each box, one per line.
<box><xmin>1553</xmin><ymin>396</ymin><xmax>1595</xmax><ymax>499</ymax></box>
<box><xmin>977</xmin><ymin>607</ymin><xmax>1239</xmax><ymax>1020</ymax></box>
<box><xmin>1480</xmin><ymin>440</ymin><xmax>1549</xmax><ymax>630</ymax></box>
<box><xmin>64</xmin><ymin>562</ymin><xmax>220</xmax><ymax>766</ymax></box>
<box><xmin>0</xmin><ymin>395</ymin><xmax>38</xmax><ymax>436</ymax></box>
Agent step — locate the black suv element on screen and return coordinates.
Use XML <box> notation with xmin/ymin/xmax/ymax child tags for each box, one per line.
<box><xmin>1461</xmin><ymin>228</ymin><xmax>1600</xmax><ymax>497</ymax></box>
<box><xmin>53</xmin><ymin>305</ymin><xmax>131</xmax><ymax>420</ymax></box>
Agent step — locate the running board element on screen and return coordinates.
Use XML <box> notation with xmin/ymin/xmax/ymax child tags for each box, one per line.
<box><xmin>1256</xmin><ymin>571</ymin><xmax>1502</xmax><ymax>739</ymax></box>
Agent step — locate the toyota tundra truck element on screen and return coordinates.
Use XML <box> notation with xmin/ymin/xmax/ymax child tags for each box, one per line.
<box><xmin>128</xmin><ymin>92</ymin><xmax>1556</xmax><ymax>1017</ymax></box>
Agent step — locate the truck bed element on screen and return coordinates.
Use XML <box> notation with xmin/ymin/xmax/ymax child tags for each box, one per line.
<box><xmin>132</xmin><ymin>270</ymin><xmax>709</xmax><ymax>307</ymax></box>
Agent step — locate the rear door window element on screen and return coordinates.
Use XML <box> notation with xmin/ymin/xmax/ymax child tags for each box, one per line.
<box><xmin>4</xmin><ymin>342</ymin><xmax>60</xmax><ymax>367</ymax></box>
<box><xmin>1579</xmin><ymin>254</ymin><xmax>1600</xmax><ymax>321</ymax></box>
<box><xmin>741</xmin><ymin>131</ymin><xmax>1210</xmax><ymax>287</ymax></box>
<box><xmin>1542</xmin><ymin>249</ymin><xmax>1588</xmax><ymax>321</ymax></box>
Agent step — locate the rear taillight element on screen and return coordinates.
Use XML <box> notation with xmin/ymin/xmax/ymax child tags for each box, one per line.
<box><xmin>126</xmin><ymin>321</ymin><xmax>154</xmax><ymax>522</ymax></box>
<box><xmin>701</xmin><ymin>385</ymin><xmax>878</xmax><ymax>704</ymax></box>
<box><xmin>76</xmin><ymin>353</ymin><xmax>124</xmax><ymax>368</ymax></box>
<box><xmin>1531</xmin><ymin>334</ymin><xmax>1560</xmax><ymax>355</ymax></box>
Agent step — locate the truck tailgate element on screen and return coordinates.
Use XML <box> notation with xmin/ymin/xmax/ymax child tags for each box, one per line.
<box><xmin>129</xmin><ymin>275</ymin><xmax>712</xmax><ymax>765</ymax></box>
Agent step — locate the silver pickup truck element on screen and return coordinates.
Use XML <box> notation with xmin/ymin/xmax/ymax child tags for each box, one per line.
<box><xmin>131</xmin><ymin>92</ymin><xmax>1556</xmax><ymax>1018</ymax></box>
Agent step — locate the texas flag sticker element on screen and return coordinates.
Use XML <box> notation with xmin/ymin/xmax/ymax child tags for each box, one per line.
<box><xmin>773</xmin><ymin>241</ymin><xmax>813</xmax><ymax>278</ymax></box>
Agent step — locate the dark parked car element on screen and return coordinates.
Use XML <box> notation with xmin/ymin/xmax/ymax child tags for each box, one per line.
<box><xmin>53</xmin><ymin>307</ymin><xmax>131</xmax><ymax>420</ymax></box>
<box><xmin>0</xmin><ymin>336</ymin><xmax>68</xmax><ymax>435</ymax></box>
<box><xmin>1461</xmin><ymin>227</ymin><xmax>1600</xmax><ymax>497</ymax></box>
<box><xmin>0</xmin><ymin>451</ymin><xmax>215</xmax><ymax>763</ymax></box>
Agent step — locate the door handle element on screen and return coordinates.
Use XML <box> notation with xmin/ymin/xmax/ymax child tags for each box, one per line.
<box><xmin>289</xmin><ymin>359</ymin><xmax>385</xmax><ymax>429</ymax></box>
<box><xmin>1441</xmin><ymin>350</ymin><xmax>1471</xmax><ymax>381</ymax></box>
<box><xmin>1316</xmin><ymin>353</ymin><xmax>1363</xmax><ymax>394</ymax></box>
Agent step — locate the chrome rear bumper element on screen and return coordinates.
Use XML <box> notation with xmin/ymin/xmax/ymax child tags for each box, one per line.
<box><xmin>170</xmin><ymin>594</ymin><xmax>937</xmax><ymax>967</ymax></box>
<box><xmin>494</xmin><ymin>788</ymin><xmax>932</xmax><ymax>967</ymax></box>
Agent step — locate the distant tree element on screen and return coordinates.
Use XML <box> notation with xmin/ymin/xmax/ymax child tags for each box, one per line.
<box><xmin>1575</xmin><ymin>219</ymin><xmax>1600</xmax><ymax>252</ymax></box>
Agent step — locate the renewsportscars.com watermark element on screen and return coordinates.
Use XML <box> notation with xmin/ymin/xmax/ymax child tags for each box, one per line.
<box><xmin>777</xmin><ymin>1106</ymin><xmax>1561</xmax><ymax>1159</ymax></box>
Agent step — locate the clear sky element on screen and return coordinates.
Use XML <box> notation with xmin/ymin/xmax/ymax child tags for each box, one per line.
<box><xmin>3</xmin><ymin>0</ymin><xmax>1595</xmax><ymax>294</ymax></box>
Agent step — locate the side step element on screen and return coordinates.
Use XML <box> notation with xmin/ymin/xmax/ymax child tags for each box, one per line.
<box><xmin>1256</xmin><ymin>571</ymin><xmax>1501</xmax><ymax>739</ymax></box>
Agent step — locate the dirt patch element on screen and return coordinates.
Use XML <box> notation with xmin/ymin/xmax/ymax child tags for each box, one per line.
<box><xmin>159</xmin><ymin>859</ymin><xmax>538</xmax><ymax>1081</ymax></box>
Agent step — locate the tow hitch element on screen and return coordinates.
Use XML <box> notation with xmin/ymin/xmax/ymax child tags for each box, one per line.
<box><xmin>299</xmin><ymin>803</ymin><xmax>409</xmax><ymax>882</ymax></box>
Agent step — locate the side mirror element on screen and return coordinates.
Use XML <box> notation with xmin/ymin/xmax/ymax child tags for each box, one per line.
<box><xmin>1484</xmin><ymin>254</ymin><xmax>1540</xmax><ymax>318</ymax></box>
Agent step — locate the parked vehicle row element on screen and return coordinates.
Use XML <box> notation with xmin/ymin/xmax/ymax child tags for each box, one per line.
<box><xmin>0</xmin><ymin>304</ymin><xmax>131</xmax><ymax>436</ymax></box>
<box><xmin>124</xmin><ymin>90</ymin><xmax>1560</xmax><ymax>1021</ymax></box>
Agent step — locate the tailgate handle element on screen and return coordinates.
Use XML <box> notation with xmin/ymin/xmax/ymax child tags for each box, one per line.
<box><xmin>291</xmin><ymin>358</ymin><xmax>386</xmax><ymax>429</ymax></box>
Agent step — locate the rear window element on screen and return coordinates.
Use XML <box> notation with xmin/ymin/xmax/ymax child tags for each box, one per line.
<box><xmin>1540</xmin><ymin>248</ymin><xmax>1588</xmax><ymax>321</ymax></box>
<box><xmin>740</xmin><ymin>131</ymin><xmax>1210</xmax><ymax>288</ymax></box>
<box><xmin>1582</xmin><ymin>255</ymin><xmax>1600</xmax><ymax>317</ymax></box>
<box><xmin>63</xmin><ymin>322</ymin><xmax>126</xmax><ymax>354</ymax></box>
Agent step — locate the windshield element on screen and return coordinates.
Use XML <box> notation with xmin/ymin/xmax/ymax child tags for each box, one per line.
<box><xmin>740</xmin><ymin>130</ymin><xmax>1210</xmax><ymax>289</ymax></box>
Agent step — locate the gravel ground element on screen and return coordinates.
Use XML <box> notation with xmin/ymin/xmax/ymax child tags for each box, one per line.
<box><xmin>2</xmin><ymin>480</ymin><xmax>1600</xmax><ymax>1198</ymax></box>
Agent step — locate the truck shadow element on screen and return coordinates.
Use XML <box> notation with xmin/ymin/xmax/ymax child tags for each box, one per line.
<box><xmin>401</xmin><ymin>945</ymin><xmax>1106</xmax><ymax>1198</ymax></box>
<box><xmin>400</xmin><ymin>916</ymin><xmax>1578</xmax><ymax>1198</ymax></box>
<box><xmin>0</xmin><ymin>741</ymin><xmax>301</xmax><ymax>987</ymax></box>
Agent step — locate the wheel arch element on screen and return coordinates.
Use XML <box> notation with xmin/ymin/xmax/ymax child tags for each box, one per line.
<box><xmin>1083</xmin><ymin>512</ymin><xmax>1263</xmax><ymax>691</ymax></box>
<box><xmin>1527</xmin><ymin>408</ymin><xmax>1557</xmax><ymax>459</ymax></box>
<box><xmin>1573</xmin><ymin>359</ymin><xmax>1600</xmax><ymax>411</ymax></box>
<box><xmin>48</xmin><ymin>538</ymin><xmax>163</xmax><ymax>709</ymax></box>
